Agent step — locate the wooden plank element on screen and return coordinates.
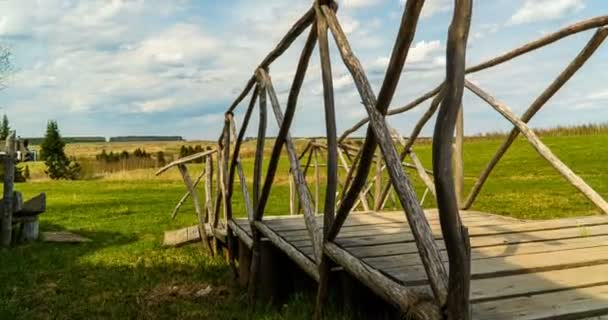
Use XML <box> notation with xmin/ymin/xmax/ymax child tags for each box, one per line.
<box><xmin>17</xmin><ymin>192</ymin><xmax>46</xmax><ymax>216</ymax></box>
<box><xmin>413</xmin><ymin>264</ymin><xmax>608</xmax><ymax>303</ymax></box>
<box><xmin>295</xmin><ymin>223</ymin><xmax>608</xmax><ymax>258</ymax></box>
<box><xmin>333</xmin><ymin>222</ymin><xmax>608</xmax><ymax>250</ymax></box>
<box><xmin>469</xmin><ymin>264</ymin><xmax>608</xmax><ymax>303</ymax></box>
<box><xmin>385</xmin><ymin>245</ymin><xmax>608</xmax><ymax>285</ymax></box>
<box><xmin>280</xmin><ymin>218</ymin><xmax>532</xmax><ymax>241</ymax></box>
<box><xmin>317</xmin><ymin>215</ymin><xmax>608</xmax><ymax>246</ymax></box>
<box><xmin>364</xmin><ymin>235</ymin><xmax>608</xmax><ymax>268</ymax></box>
<box><xmin>472</xmin><ymin>284</ymin><xmax>608</xmax><ymax>320</ymax></box>
<box><xmin>163</xmin><ymin>224</ymin><xmax>225</xmax><ymax>247</ymax></box>
<box><xmin>229</xmin><ymin>220</ymin><xmax>253</xmax><ymax>248</ymax></box>
<box><xmin>155</xmin><ymin>149</ymin><xmax>217</xmax><ymax>176</ymax></box>
<box><xmin>264</xmin><ymin>210</ymin><xmax>506</xmax><ymax>232</ymax></box>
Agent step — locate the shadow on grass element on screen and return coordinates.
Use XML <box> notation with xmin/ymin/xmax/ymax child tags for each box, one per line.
<box><xmin>0</xmin><ymin>223</ymin><xmax>245</xmax><ymax>320</ymax></box>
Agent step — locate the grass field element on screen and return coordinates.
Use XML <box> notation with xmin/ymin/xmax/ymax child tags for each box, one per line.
<box><xmin>2</xmin><ymin>133</ymin><xmax>608</xmax><ymax>319</ymax></box>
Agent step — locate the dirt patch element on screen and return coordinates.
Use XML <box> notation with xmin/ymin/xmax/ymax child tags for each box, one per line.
<box><xmin>144</xmin><ymin>282</ymin><xmax>230</xmax><ymax>306</ymax></box>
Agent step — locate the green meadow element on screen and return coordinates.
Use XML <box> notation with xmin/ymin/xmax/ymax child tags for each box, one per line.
<box><xmin>1</xmin><ymin>133</ymin><xmax>607</xmax><ymax>319</ymax></box>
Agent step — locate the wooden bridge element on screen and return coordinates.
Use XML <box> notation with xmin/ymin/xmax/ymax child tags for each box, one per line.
<box><xmin>158</xmin><ymin>1</ymin><xmax>608</xmax><ymax>319</ymax></box>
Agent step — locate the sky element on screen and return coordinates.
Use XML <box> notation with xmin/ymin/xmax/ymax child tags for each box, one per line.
<box><xmin>0</xmin><ymin>0</ymin><xmax>607</xmax><ymax>140</ymax></box>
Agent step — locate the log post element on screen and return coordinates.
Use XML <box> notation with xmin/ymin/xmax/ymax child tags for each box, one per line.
<box><xmin>313</xmin><ymin>146</ymin><xmax>320</xmax><ymax>214</ymax></box>
<box><xmin>432</xmin><ymin>0</ymin><xmax>473</xmax><ymax>317</ymax></box>
<box><xmin>177</xmin><ymin>164</ymin><xmax>214</xmax><ymax>255</ymax></box>
<box><xmin>374</xmin><ymin>149</ymin><xmax>383</xmax><ymax>211</ymax></box>
<box><xmin>453</xmin><ymin>105</ymin><xmax>464</xmax><ymax>207</ymax></box>
<box><xmin>314</xmin><ymin>2</ymin><xmax>339</xmax><ymax>317</ymax></box>
<box><xmin>322</xmin><ymin>2</ymin><xmax>449</xmax><ymax>305</ymax></box>
<box><xmin>1</xmin><ymin>132</ymin><xmax>16</xmax><ymax>247</ymax></box>
<box><xmin>238</xmin><ymin>239</ymin><xmax>252</xmax><ymax>287</ymax></box>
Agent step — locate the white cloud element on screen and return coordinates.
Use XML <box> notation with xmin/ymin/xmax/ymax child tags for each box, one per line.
<box><xmin>339</xmin><ymin>0</ymin><xmax>383</xmax><ymax>9</ymax></box>
<box><xmin>400</xmin><ymin>0</ymin><xmax>451</xmax><ymax>18</ymax></box>
<box><xmin>508</xmin><ymin>0</ymin><xmax>585</xmax><ymax>25</ymax></box>
<box><xmin>370</xmin><ymin>40</ymin><xmax>444</xmax><ymax>72</ymax></box>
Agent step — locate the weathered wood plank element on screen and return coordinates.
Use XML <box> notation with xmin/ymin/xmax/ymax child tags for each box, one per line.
<box><xmin>163</xmin><ymin>224</ymin><xmax>221</xmax><ymax>247</ymax></box>
<box><xmin>155</xmin><ymin>149</ymin><xmax>217</xmax><ymax>176</ymax></box>
<box><xmin>385</xmin><ymin>245</ymin><xmax>608</xmax><ymax>285</ymax></box>
<box><xmin>364</xmin><ymin>235</ymin><xmax>608</xmax><ymax>269</ymax></box>
<box><xmin>472</xmin><ymin>284</ymin><xmax>608</xmax><ymax>320</ymax></box>
<box><xmin>229</xmin><ymin>220</ymin><xmax>253</xmax><ymax>249</ymax></box>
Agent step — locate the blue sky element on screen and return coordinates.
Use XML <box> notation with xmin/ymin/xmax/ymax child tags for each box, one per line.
<box><xmin>0</xmin><ymin>0</ymin><xmax>607</xmax><ymax>139</ymax></box>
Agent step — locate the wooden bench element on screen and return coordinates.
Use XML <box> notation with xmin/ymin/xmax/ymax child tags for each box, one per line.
<box><xmin>1</xmin><ymin>192</ymin><xmax>46</xmax><ymax>243</ymax></box>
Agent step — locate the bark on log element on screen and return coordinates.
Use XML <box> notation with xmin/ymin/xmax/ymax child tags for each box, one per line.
<box><xmin>464</xmin><ymin>27</ymin><xmax>608</xmax><ymax>209</ymax></box>
<box><xmin>1</xmin><ymin>132</ymin><xmax>16</xmax><ymax>247</ymax></box>
<box><xmin>171</xmin><ymin>168</ymin><xmax>206</xmax><ymax>219</ymax></box>
<box><xmin>432</xmin><ymin>0</ymin><xmax>473</xmax><ymax>317</ymax></box>
<box><xmin>257</xmin><ymin>68</ymin><xmax>323</xmax><ymax>261</ymax></box>
<box><xmin>255</xmin><ymin>221</ymin><xmax>319</xmax><ymax>281</ymax></box>
<box><xmin>205</xmin><ymin>149</ymin><xmax>214</xmax><ymax>224</ymax></box>
<box><xmin>325</xmin><ymin>242</ymin><xmax>441</xmax><ymax>320</ymax></box>
<box><xmin>178</xmin><ymin>164</ymin><xmax>214</xmax><ymax>254</ymax></box>
<box><xmin>465</xmin><ymin>79</ymin><xmax>608</xmax><ymax>215</ymax></box>
<box><xmin>377</xmin><ymin>87</ymin><xmax>444</xmax><ymax>208</ymax></box>
<box><xmin>253</xmin><ymin>82</ymin><xmax>267</xmax><ymax>211</ymax></box>
<box><xmin>453</xmin><ymin>106</ymin><xmax>464</xmax><ymax>207</ymax></box>
<box><xmin>156</xmin><ymin>149</ymin><xmax>217</xmax><ymax>176</ymax></box>
<box><xmin>314</xmin><ymin>3</ymin><xmax>339</xmax><ymax>317</ymax></box>
<box><xmin>411</xmin><ymin>151</ymin><xmax>436</xmax><ymax>197</ymax></box>
<box><xmin>322</xmin><ymin>4</ymin><xmax>448</xmax><ymax>304</ymax></box>
<box><xmin>227</xmin><ymin>86</ymin><xmax>257</xmax><ymax>222</ymax></box>
<box><xmin>252</xmin><ymin>28</ymin><xmax>322</xmax><ymax>261</ymax></box>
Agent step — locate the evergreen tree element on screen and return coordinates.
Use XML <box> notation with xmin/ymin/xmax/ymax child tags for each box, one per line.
<box><xmin>40</xmin><ymin>120</ymin><xmax>80</xmax><ymax>180</ymax></box>
<box><xmin>0</xmin><ymin>114</ymin><xmax>10</xmax><ymax>141</ymax></box>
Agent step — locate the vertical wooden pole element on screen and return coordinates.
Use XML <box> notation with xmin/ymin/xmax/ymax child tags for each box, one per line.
<box><xmin>453</xmin><ymin>106</ymin><xmax>464</xmax><ymax>207</ymax></box>
<box><xmin>289</xmin><ymin>172</ymin><xmax>296</xmax><ymax>215</ymax></box>
<box><xmin>314</xmin><ymin>146</ymin><xmax>320</xmax><ymax>214</ymax></box>
<box><xmin>1</xmin><ymin>132</ymin><xmax>16</xmax><ymax>247</ymax></box>
<box><xmin>374</xmin><ymin>150</ymin><xmax>383</xmax><ymax>211</ymax></box>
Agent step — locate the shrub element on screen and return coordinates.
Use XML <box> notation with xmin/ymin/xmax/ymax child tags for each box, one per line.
<box><xmin>156</xmin><ymin>151</ymin><xmax>166</xmax><ymax>167</ymax></box>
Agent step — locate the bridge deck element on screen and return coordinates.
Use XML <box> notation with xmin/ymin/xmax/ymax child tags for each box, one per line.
<box><xmin>232</xmin><ymin>210</ymin><xmax>608</xmax><ymax>319</ymax></box>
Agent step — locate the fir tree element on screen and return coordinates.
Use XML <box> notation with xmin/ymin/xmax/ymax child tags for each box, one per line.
<box><xmin>41</xmin><ymin>120</ymin><xmax>80</xmax><ymax>180</ymax></box>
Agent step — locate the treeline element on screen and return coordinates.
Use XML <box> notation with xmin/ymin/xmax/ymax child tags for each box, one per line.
<box><xmin>475</xmin><ymin>122</ymin><xmax>608</xmax><ymax>139</ymax></box>
<box><xmin>24</xmin><ymin>136</ymin><xmax>106</xmax><ymax>144</ymax></box>
<box><xmin>109</xmin><ymin>136</ymin><xmax>184</xmax><ymax>142</ymax></box>
<box><xmin>24</xmin><ymin>136</ymin><xmax>185</xmax><ymax>144</ymax></box>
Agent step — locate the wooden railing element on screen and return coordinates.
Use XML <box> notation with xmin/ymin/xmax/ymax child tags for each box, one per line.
<box><xmin>167</xmin><ymin>1</ymin><xmax>608</xmax><ymax>318</ymax></box>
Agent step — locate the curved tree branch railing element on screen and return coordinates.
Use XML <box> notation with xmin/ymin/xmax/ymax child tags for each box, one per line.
<box><xmin>162</xmin><ymin>2</ymin><xmax>608</xmax><ymax>319</ymax></box>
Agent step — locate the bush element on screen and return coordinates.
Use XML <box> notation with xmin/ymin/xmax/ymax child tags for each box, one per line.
<box><xmin>41</xmin><ymin>121</ymin><xmax>81</xmax><ymax>180</ymax></box>
<box><xmin>156</xmin><ymin>151</ymin><xmax>166</xmax><ymax>167</ymax></box>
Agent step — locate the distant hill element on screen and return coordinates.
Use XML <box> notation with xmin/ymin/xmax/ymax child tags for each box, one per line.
<box><xmin>109</xmin><ymin>136</ymin><xmax>184</xmax><ymax>142</ymax></box>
